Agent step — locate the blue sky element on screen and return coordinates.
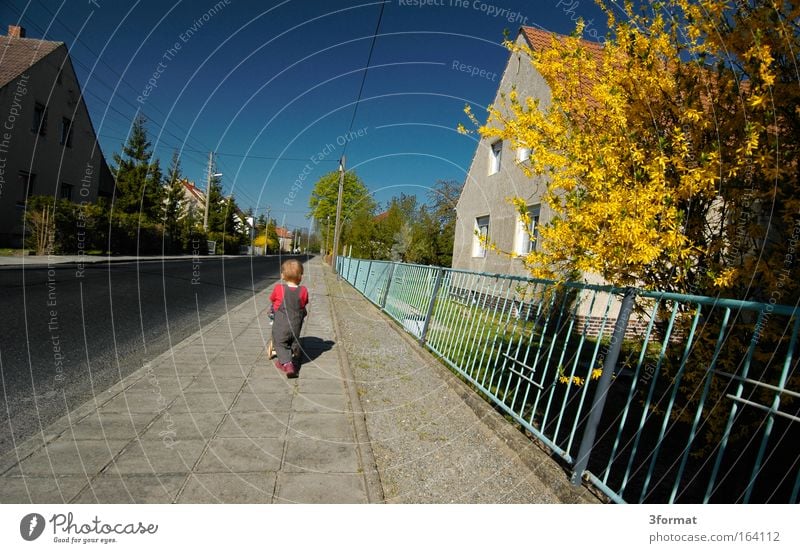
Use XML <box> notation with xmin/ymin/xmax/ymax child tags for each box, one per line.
<box><xmin>2</xmin><ymin>0</ymin><xmax>608</xmax><ymax>232</ymax></box>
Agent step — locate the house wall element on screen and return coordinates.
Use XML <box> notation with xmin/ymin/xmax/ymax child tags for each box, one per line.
<box><xmin>0</xmin><ymin>45</ymin><xmax>108</xmax><ymax>247</ymax></box>
<box><xmin>452</xmin><ymin>33</ymin><xmax>553</xmax><ymax>277</ymax></box>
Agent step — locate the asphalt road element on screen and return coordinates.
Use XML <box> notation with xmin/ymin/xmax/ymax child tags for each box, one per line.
<box><xmin>0</xmin><ymin>255</ymin><xmax>301</xmax><ymax>457</ymax></box>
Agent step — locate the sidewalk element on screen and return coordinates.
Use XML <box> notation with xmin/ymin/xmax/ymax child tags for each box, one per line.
<box><xmin>0</xmin><ymin>258</ymin><xmax>598</xmax><ymax>503</ymax></box>
<box><xmin>0</xmin><ymin>258</ymin><xmax>378</xmax><ymax>503</ymax></box>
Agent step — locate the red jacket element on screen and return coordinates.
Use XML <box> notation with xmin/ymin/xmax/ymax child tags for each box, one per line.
<box><xmin>269</xmin><ymin>283</ymin><xmax>309</xmax><ymax>313</ymax></box>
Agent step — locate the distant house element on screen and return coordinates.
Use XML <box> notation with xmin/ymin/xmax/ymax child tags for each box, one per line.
<box><xmin>179</xmin><ymin>178</ymin><xmax>205</xmax><ymax>217</ymax></box>
<box><xmin>180</xmin><ymin>179</ymin><xmax>206</xmax><ymax>224</ymax></box>
<box><xmin>275</xmin><ymin>226</ymin><xmax>293</xmax><ymax>252</ymax></box>
<box><xmin>0</xmin><ymin>25</ymin><xmax>114</xmax><ymax>247</ymax></box>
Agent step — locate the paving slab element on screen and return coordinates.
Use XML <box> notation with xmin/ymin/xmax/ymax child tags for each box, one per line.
<box><xmin>292</xmin><ymin>393</ymin><xmax>349</xmax><ymax>414</ymax></box>
<box><xmin>184</xmin><ymin>377</ymin><xmax>247</xmax><ymax>393</ymax></box>
<box><xmin>170</xmin><ymin>392</ymin><xmax>237</xmax><ymax>413</ymax></box>
<box><xmin>275</xmin><ymin>473</ymin><xmax>367</xmax><ymax>504</ymax></box>
<box><xmin>66</xmin><ymin>412</ymin><xmax>155</xmax><ymax>441</ymax></box>
<box><xmin>72</xmin><ymin>474</ymin><xmax>187</xmax><ymax>504</ymax></box>
<box><xmin>297</xmin><ymin>378</ymin><xmax>347</xmax><ymax>395</ymax></box>
<box><xmin>98</xmin><ymin>391</ymin><xmax>178</xmax><ymax>414</ymax></box>
<box><xmin>139</xmin><ymin>413</ymin><xmax>226</xmax><ymax>442</ymax></box>
<box><xmin>231</xmin><ymin>392</ymin><xmax>292</xmax><ymax>413</ymax></box>
<box><xmin>217</xmin><ymin>412</ymin><xmax>290</xmax><ymax>438</ymax></box>
<box><xmin>288</xmin><ymin>413</ymin><xmax>354</xmax><ymax>441</ymax></box>
<box><xmin>194</xmin><ymin>438</ymin><xmax>283</xmax><ymax>473</ymax></box>
<box><xmin>109</xmin><ymin>439</ymin><xmax>207</xmax><ymax>475</ymax></box>
<box><xmin>283</xmin><ymin>438</ymin><xmax>360</xmax><ymax>473</ymax></box>
<box><xmin>7</xmin><ymin>439</ymin><xmax>127</xmax><ymax>477</ymax></box>
<box><xmin>295</xmin><ymin>365</ymin><xmax>341</xmax><ymax>380</ymax></box>
<box><xmin>177</xmin><ymin>472</ymin><xmax>276</xmax><ymax>503</ymax></box>
<box><xmin>0</xmin><ymin>475</ymin><xmax>92</xmax><ymax>503</ymax></box>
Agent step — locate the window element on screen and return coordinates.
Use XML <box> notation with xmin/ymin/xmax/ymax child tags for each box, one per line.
<box><xmin>60</xmin><ymin>182</ymin><xmax>73</xmax><ymax>201</ymax></box>
<box><xmin>473</xmin><ymin>215</ymin><xmax>490</xmax><ymax>258</ymax></box>
<box><xmin>488</xmin><ymin>141</ymin><xmax>502</xmax><ymax>175</ymax></box>
<box><xmin>16</xmin><ymin>171</ymin><xmax>36</xmax><ymax>205</ymax></box>
<box><xmin>514</xmin><ymin>204</ymin><xmax>540</xmax><ymax>255</ymax></box>
<box><xmin>60</xmin><ymin>117</ymin><xmax>73</xmax><ymax>147</ymax></box>
<box><xmin>516</xmin><ymin>147</ymin><xmax>531</xmax><ymax>163</ymax></box>
<box><xmin>31</xmin><ymin>103</ymin><xmax>47</xmax><ymax>135</ymax></box>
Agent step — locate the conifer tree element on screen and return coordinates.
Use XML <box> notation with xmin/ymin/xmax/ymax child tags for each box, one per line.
<box><xmin>111</xmin><ymin>115</ymin><xmax>164</xmax><ymax>222</ymax></box>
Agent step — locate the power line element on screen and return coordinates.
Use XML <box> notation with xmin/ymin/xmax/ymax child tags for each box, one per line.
<box><xmin>341</xmin><ymin>0</ymin><xmax>386</xmax><ymax>160</ymax></box>
<box><xmin>187</xmin><ymin>150</ymin><xmax>337</xmax><ymax>162</ymax></box>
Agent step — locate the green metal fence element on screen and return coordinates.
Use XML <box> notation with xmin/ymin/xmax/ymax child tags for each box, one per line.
<box><xmin>337</xmin><ymin>256</ymin><xmax>800</xmax><ymax>504</ymax></box>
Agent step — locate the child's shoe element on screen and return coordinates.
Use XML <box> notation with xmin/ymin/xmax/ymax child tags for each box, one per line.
<box><xmin>283</xmin><ymin>362</ymin><xmax>298</xmax><ymax>379</ymax></box>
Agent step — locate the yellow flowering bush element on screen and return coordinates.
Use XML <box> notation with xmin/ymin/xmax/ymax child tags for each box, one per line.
<box><xmin>466</xmin><ymin>0</ymin><xmax>793</xmax><ymax>303</ymax></box>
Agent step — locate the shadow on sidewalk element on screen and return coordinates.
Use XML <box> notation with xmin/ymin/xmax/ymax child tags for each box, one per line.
<box><xmin>299</xmin><ymin>336</ymin><xmax>335</xmax><ymax>362</ymax></box>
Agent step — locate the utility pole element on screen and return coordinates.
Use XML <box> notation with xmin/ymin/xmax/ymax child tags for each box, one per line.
<box><xmin>326</xmin><ymin>215</ymin><xmax>331</xmax><ymax>256</ymax></box>
<box><xmin>332</xmin><ymin>156</ymin><xmax>345</xmax><ymax>273</ymax></box>
<box><xmin>306</xmin><ymin>218</ymin><xmax>313</xmax><ymax>256</ymax></box>
<box><xmin>263</xmin><ymin>205</ymin><xmax>271</xmax><ymax>256</ymax></box>
<box><xmin>203</xmin><ymin>152</ymin><xmax>213</xmax><ymax>232</ymax></box>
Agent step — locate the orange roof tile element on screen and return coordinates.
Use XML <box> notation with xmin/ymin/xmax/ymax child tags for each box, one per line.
<box><xmin>521</xmin><ymin>27</ymin><xmax>603</xmax><ymax>61</ymax></box>
<box><xmin>520</xmin><ymin>27</ymin><xmax>607</xmax><ymax>109</ymax></box>
<box><xmin>180</xmin><ymin>179</ymin><xmax>205</xmax><ymax>202</ymax></box>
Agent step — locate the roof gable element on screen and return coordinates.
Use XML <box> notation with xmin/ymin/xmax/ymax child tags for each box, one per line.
<box><xmin>0</xmin><ymin>35</ymin><xmax>63</xmax><ymax>89</ymax></box>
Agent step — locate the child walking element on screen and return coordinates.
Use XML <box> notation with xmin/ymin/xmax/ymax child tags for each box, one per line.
<box><xmin>268</xmin><ymin>259</ymin><xmax>309</xmax><ymax>378</ymax></box>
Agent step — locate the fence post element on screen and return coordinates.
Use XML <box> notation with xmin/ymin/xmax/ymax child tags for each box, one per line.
<box><xmin>419</xmin><ymin>268</ymin><xmax>445</xmax><ymax>346</ymax></box>
<box><xmin>379</xmin><ymin>262</ymin><xmax>396</xmax><ymax>310</ymax></box>
<box><xmin>570</xmin><ymin>286</ymin><xmax>638</xmax><ymax>486</ymax></box>
<box><xmin>364</xmin><ymin>260</ymin><xmax>373</xmax><ymax>294</ymax></box>
<box><xmin>353</xmin><ymin>258</ymin><xmax>360</xmax><ymax>286</ymax></box>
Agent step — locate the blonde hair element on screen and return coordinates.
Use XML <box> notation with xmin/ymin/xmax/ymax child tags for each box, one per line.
<box><xmin>281</xmin><ymin>259</ymin><xmax>304</xmax><ymax>284</ymax></box>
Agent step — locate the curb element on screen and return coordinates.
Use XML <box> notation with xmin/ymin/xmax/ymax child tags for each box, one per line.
<box><xmin>322</xmin><ymin>266</ymin><xmax>385</xmax><ymax>504</ymax></box>
<box><xmin>0</xmin><ymin>254</ymin><xmax>284</xmax><ymax>270</ymax></box>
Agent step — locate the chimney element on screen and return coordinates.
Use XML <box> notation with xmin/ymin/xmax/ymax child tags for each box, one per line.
<box><xmin>8</xmin><ymin>25</ymin><xmax>26</xmax><ymax>38</ymax></box>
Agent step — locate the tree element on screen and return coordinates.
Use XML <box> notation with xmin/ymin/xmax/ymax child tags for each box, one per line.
<box><xmin>266</xmin><ymin>219</ymin><xmax>279</xmax><ymax>253</ymax></box>
<box><xmin>205</xmin><ymin>173</ymin><xmax>226</xmax><ymax>233</ymax></box>
<box><xmin>163</xmin><ymin>150</ymin><xmax>185</xmax><ymax>253</ymax></box>
<box><xmin>308</xmin><ymin>169</ymin><xmax>375</xmax><ymax>254</ymax></box>
<box><xmin>112</xmin><ymin>115</ymin><xmax>164</xmax><ymax>222</ymax></box>
<box><xmin>468</xmin><ymin>1</ymin><xmax>791</xmax><ymax>300</ymax></box>
<box><xmin>426</xmin><ymin>180</ymin><xmax>462</xmax><ymax>266</ymax></box>
<box><xmin>372</xmin><ymin>194</ymin><xmax>417</xmax><ymax>260</ymax></box>
<box><xmin>406</xmin><ymin>205</ymin><xmax>437</xmax><ymax>264</ymax></box>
